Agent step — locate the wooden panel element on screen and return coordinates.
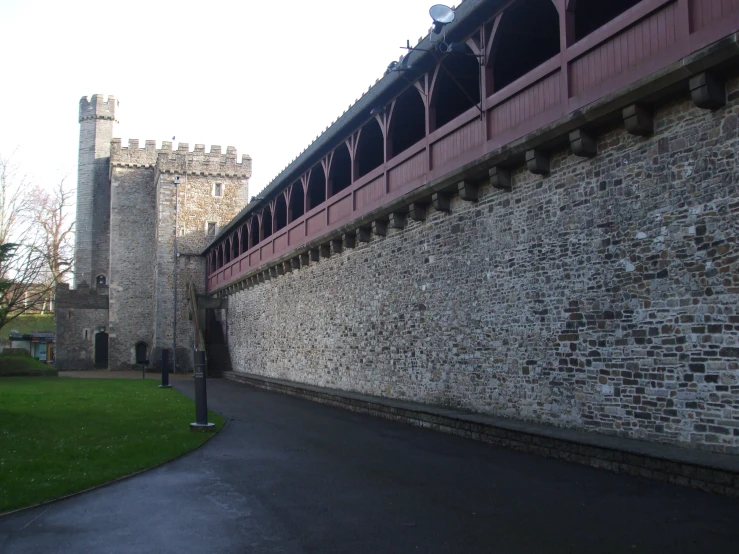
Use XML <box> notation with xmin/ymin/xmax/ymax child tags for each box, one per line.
<box><xmin>387</xmin><ymin>151</ymin><xmax>427</xmax><ymax>192</ymax></box>
<box><xmin>488</xmin><ymin>70</ymin><xmax>561</xmax><ymax>137</ymax></box>
<box><xmin>354</xmin><ymin>176</ymin><xmax>385</xmax><ymax>211</ymax></box>
<box><xmin>691</xmin><ymin>0</ymin><xmax>739</xmax><ymax>30</ymax></box>
<box><xmin>260</xmin><ymin>243</ymin><xmax>272</xmax><ymax>259</ymax></box>
<box><xmin>431</xmin><ymin>119</ymin><xmax>483</xmax><ymax>169</ymax></box>
<box><xmin>328</xmin><ymin>194</ymin><xmax>352</xmax><ymax>225</ymax></box>
<box><xmin>240</xmin><ymin>259</ymin><xmax>248</xmax><ymax>272</ymax></box>
<box><xmin>288</xmin><ymin>224</ymin><xmax>304</xmax><ymax>244</ymax></box>
<box><xmin>273</xmin><ymin>232</ymin><xmax>288</xmax><ymax>254</ymax></box>
<box><xmin>306</xmin><ymin>210</ymin><xmax>326</xmax><ymax>237</ymax></box>
<box><xmin>250</xmin><ymin>251</ymin><xmax>260</xmax><ymax>266</ymax></box>
<box><xmin>569</xmin><ymin>3</ymin><xmax>678</xmax><ymax>97</ymax></box>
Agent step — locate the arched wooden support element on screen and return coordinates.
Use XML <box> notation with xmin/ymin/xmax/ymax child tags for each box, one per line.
<box><xmin>256</xmin><ymin>212</ymin><xmax>265</xmax><ymax>242</ymax></box>
<box><xmin>300</xmin><ymin>173</ymin><xmax>310</xmax><ymax>215</ymax></box>
<box><xmin>622</xmin><ymin>104</ymin><xmax>654</xmax><ymax>136</ymax></box>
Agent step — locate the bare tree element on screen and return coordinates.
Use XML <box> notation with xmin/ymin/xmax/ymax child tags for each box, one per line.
<box><xmin>25</xmin><ymin>179</ymin><xmax>75</xmax><ymax>285</ymax></box>
<box><xmin>0</xmin><ymin>153</ymin><xmax>64</xmax><ymax>328</ymax></box>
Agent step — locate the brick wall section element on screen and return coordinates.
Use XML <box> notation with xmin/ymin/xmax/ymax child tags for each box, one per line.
<box><xmin>108</xmin><ymin>165</ymin><xmax>157</xmax><ymax>369</ymax></box>
<box><xmin>226</xmin><ymin>80</ymin><xmax>739</xmax><ymax>455</ymax></box>
<box><xmin>54</xmin><ymin>283</ymin><xmax>109</xmax><ymax>370</ymax></box>
<box><xmin>75</xmin><ymin>95</ymin><xmax>115</xmax><ymax>287</ymax></box>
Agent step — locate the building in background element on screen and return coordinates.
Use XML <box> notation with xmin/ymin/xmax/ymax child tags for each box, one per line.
<box><xmin>55</xmin><ymin>95</ymin><xmax>251</xmax><ymax>371</ymax></box>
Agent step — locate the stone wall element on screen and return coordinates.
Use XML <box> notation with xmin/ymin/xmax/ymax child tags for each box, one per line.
<box><xmin>225</xmin><ymin>80</ymin><xmax>739</xmax><ymax>455</ymax></box>
<box><xmin>152</xmin><ymin>145</ymin><xmax>249</xmax><ymax>371</ymax></box>
<box><xmin>75</xmin><ymin>95</ymin><xmax>115</xmax><ymax>288</ymax></box>
<box><xmin>54</xmin><ymin>283</ymin><xmax>109</xmax><ymax>370</ymax></box>
<box><xmin>108</xmin><ymin>165</ymin><xmax>157</xmax><ymax>369</ymax></box>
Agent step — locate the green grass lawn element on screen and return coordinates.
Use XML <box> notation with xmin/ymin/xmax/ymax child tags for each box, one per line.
<box><xmin>0</xmin><ymin>314</ymin><xmax>55</xmax><ymax>335</ymax></box>
<box><xmin>0</xmin><ymin>378</ymin><xmax>224</xmax><ymax>513</ymax></box>
<box><xmin>0</xmin><ymin>355</ymin><xmax>56</xmax><ymax>376</ymax></box>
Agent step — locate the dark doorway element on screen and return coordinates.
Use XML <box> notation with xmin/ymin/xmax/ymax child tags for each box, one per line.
<box><xmin>135</xmin><ymin>342</ymin><xmax>148</xmax><ymax>364</ymax></box>
<box><xmin>94</xmin><ymin>332</ymin><xmax>109</xmax><ymax>368</ymax></box>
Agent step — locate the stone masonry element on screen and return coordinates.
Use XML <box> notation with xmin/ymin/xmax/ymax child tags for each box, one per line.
<box><xmin>55</xmin><ymin>96</ymin><xmax>251</xmax><ymax>371</ymax></box>
<box><xmin>226</xmin><ymin>78</ymin><xmax>739</xmax><ymax>455</ymax></box>
<box><xmin>54</xmin><ymin>283</ymin><xmax>109</xmax><ymax>370</ymax></box>
<box><xmin>75</xmin><ymin>95</ymin><xmax>116</xmax><ymax>288</ymax></box>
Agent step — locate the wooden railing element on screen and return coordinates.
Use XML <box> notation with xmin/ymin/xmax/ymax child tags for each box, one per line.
<box><xmin>208</xmin><ymin>0</ymin><xmax>739</xmax><ymax>292</ymax></box>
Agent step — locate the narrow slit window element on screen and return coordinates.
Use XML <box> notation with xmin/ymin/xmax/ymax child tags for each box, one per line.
<box><xmin>213</xmin><ymin>183</ymin><xmax>223</xmax><ymax>197</ymax></box>
<box><xmin>207</xmin><ymin>222</ymin><xmax>216</xmax><ymax>236</ymax></box>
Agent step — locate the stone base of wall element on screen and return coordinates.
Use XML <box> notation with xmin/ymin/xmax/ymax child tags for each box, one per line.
<box><xmin>224</xmin><ymin>370</ymin><xmax>739</xmax><ymax>497</ymax></box>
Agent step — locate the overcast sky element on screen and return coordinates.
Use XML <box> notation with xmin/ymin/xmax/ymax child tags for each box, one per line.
<box><xmin>0</xmin><ymin>0</ymin><xmax>438</xmax><ymax>196</ymax></box>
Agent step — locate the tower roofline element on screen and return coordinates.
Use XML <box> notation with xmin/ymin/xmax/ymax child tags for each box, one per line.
<box><xmin>79</xmin><ymin>94</ymin><xmax>117</xmax><ymax>123</ymax></box>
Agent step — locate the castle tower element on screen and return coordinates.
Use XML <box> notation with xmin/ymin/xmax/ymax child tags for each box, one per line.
<box><xmin>75</xmin><ymin>94</ymin><xmax>117</xmax><ymax>288</ymax></box>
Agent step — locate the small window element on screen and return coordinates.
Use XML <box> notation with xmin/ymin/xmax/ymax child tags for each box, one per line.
<box><xmin>213</xmin><ymin>183</ymin><xmax>223</xmax><ymax>197</ymax></box>
<box><xmin>96</xmin><ymin>275</ymin><xmax>106</xmax><ymax>286</ymax></box>
<box><xmin>84</xmin><ymin>329</ymin><xmax>89</xmax><ymax>340</ymax></box>
<box><xmin>207</xmin><ymin>222</ymin><xmax>217</xmax><ymax>236</ymax></box>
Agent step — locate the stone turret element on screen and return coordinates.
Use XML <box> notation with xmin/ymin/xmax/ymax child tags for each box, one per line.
<box><xmin>75</xmin><ymin>94</ymin><xmax>118</xmax><ymax>288</ymax></box>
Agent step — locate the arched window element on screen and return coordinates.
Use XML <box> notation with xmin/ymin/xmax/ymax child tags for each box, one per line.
<box><xmin>290</xmin><ymin>182</ymin><xmax>305</xmax><ymax>221</ymax></box>
<box><xmin>388</xmin><ymin>87</ymin><xmax>426</xmax><ymax>158</ymax></box>
<box><xmin>328</xmin><ymin>144</ymin><xmax>352</xmax><ymax>197</ymax></box>
<box><xmin>572</xmin><ymin>0</ymin><xmax>642</xmax><ymax>43</ymax></box>
<box><xmin>306</xmin><ymin>165</ymin><xmax>326</xmax><ymax>211</ymax></box>
<box><xmin>261</xmin><ymin>207</ymin><xmax>273</xmax><ymax>240</ymax></box>
<box><xmin>355</xmin><ymin>119</ymin><xmax>384</xmax><ymax>177</ymax></box>
<box><xmin>239</xmin><ymin>224</ymin><xmax>248</xmax><ymax>253</ymax></box>
<box><xmin>490</xmin><ymin>0</ymin><xmax>560</xmax><ymax>92</ymax></box>
<box><xmin>231</xmin><ymin>233</ymin><xmax>239</xmax><ymax>260</ymax></box>
<box><xmin>431</xmin><ymin>45</ymin><xmax>480</xmax><ymax>129</ymax></box>
<box><xmin>96</xmin><ymin>275</ymin><xmax>106</xmax><ymax>287</ymax></box>
<box><xmin>249</xmin><ymin>216</ymin><xmax>259</xmax><ymax>248</ymax></box>
<box><xmin>274</xmin><ymin>195</ymin><xmax>288</xmax><ymax>231</ymax></box>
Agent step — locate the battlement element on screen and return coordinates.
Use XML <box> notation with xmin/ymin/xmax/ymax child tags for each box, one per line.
<box><xmin>79</xmin><ymin>94</ymin><xmax>117</xmax><ymax>123</ymax></box>
<box><xmin>110</xmin><ymin>138</ymin><xmax>252</xmax><ymax>178</ymax></box>
<box><xmin>56</xmin><ymin>282</ymin><xmax>110</xmax><ymax>310</ymax></box>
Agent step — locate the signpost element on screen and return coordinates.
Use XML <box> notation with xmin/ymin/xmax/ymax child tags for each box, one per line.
<box><xmin>190</xmin><ymin>350</ymin><xmax>215</xmax><ymax>432</ymax></box>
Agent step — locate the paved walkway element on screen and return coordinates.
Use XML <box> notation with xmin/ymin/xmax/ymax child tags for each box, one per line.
<box><xmin>1</xmin><ymin>378</ymin><xmax>737</xmax><ymax>553</ymax></box>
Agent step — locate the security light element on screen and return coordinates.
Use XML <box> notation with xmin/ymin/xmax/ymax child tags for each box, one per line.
<box><xmin>429</xmin><ymin>4</ymin><xmax>455</xmax><ymax>34</ymax></box>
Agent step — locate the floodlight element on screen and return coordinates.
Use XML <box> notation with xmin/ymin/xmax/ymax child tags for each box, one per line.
<box><xmin>429</xmin><ymin>4</ymin><xmax>455</xmax><ymax>34</ymax></box>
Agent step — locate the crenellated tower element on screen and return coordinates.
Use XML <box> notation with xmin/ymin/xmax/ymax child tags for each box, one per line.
<box><xmin>75</xmin><ymin>94</ymin><xmax>117</xmax><ymax>288</ymax></box>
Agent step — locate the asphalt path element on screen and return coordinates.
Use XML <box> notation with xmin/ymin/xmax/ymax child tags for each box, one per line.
<box><xmin>1</xmin><ymin>378</ymin><xmax>737</xmax><ymax>553</ymax></box>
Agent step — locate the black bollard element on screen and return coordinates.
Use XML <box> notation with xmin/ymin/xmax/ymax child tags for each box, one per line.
<box><xmin>159</xmin><ymin>349</ymin><xmax>172</xmax><ymax>389</ymax></box>
<box><xmin>190</xmin><ymin>350</ymin><xmax>215</xmax><ymax>431</ymax></box>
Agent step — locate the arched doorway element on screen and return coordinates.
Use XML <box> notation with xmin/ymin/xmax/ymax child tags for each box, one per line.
<box><xmin>135</xmin><ymin>341</ymin><xmax>148</xmax><ymax>364</ymax></box>
<box><xmin>94</xmin><ymin>332</ymin><xmax>109</xmax><ymax>369</ymax></box>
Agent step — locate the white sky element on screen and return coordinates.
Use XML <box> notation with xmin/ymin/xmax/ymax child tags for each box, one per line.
<box><xmin>0</xmin><ymin>0</ymin><xmax>437</xmax><ymax>196</ymax></box>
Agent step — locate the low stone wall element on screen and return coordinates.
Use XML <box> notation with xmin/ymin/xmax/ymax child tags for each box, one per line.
<box><xmin>225</xmin><ymin>79</ymin><xmax>739</xmax><ymax>455</ymax></box>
